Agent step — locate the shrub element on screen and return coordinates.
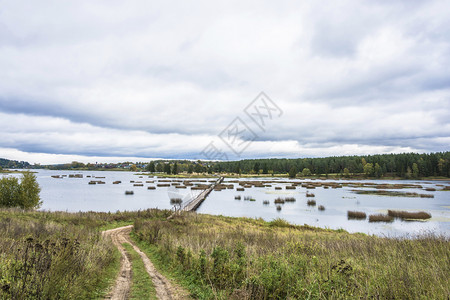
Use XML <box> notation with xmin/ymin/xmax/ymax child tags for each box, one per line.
<box><xmin>387</xmin><ymin>210</ymin><xmax>431</xmax><ymax>220</ymax></box>
<box><xmin>269</xmin><ymin>218</ymin><xmax>292</xmax><ymax>228</ymax></box>
<box><xmin>307</xmin><ymin>200</ymin><xmax>316</xmax><ymax>206</ymax></box>
<box><xmin>0</xmin><ymin>172</ymin><xmax>41</xmax><ymax>209</ymax></box>
<box><xmin>0</xmin><ymin>214</ymin><xmax>116</xmax><ymax>299</ymax></box>
<box><xmin>368</xmin><ymin>214</ymin><xmax>394</xmax><ymax>222</ymax></box>
<box><xmin>274</xmin><ymin>197</ymin><xmax>285</xmax><ymax>204</ymax></box>
<box><xmin>170</xmin><ymin>198</ymin><xmax>182</xmax><ymax>205</ymax></box>
<box><xmin>347</xmin><ymin>211</ymin><xmax>367</xmax><ymax>220</ymax></box>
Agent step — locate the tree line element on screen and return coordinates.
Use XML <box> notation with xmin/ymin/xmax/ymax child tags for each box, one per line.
<box><xmin>210</xmin><ymin>152</ymin><xmax>450</xmax><ymax>178</ymax></box>
<box><xmin>143</xmin><ymin>152</ymin><xmax>449</xmax><ymax>179</ymax></box>
<box><xmin>3</xmin><ymin>152</ymin><xmax>448</xmax><ymax>179</ymax></box>
<box><xmin>0</xmin><ymin>158</ymin><xmax>31</xmax><ymax>169</ymax></box>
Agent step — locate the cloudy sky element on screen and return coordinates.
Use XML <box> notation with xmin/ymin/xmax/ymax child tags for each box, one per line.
<box><xmin>0</xmin><ymin>0</ymin><xmax>449</xmax><ymax>164</ymax></box>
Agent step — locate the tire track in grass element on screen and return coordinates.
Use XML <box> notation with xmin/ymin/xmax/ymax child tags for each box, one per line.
<box><xmin>123</xmin><ymin>243</ymin><xmax>157</xmax><ymax>299</ymax></box>
<box><xmin>103</xmin><ymin>225</ymin><xmax>189</xmax><ymax>300</ymax></box>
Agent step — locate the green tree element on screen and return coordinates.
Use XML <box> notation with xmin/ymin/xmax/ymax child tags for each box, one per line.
<box><xmin>19</xmin><ymin>171</ymin><xmax>42</xmax><ymax>209</ymax></box>
<box><xmin>234</xmin><ymin>165</ymin><xmax>241</xmax><ymax>175</ymax></box>
<box><xmin>262</xmin><ymin>164</ymin><xmax>268</xmax><ymax>174</ymax></box>
<box><xmin>172</xmin><ymin>163</ymin><xmax>178</xmax><ymax>175</ymax></box>
<box><xmin>0</xmin><ymin>172</ymin><xmax>41</xmax><ymax>209</ymax></box>
<box><xmin>0</xmin><ymin>177</ymin><xmax>21</xmax><ymax>207</ymax></box>
<box><xmin>164</xmin><ymin>163</ymin><xmax>171</xmax><ymax>174</ymax></box>
<box><xmin>71</xmin><ymin>161</ymin><xmax>85</xmax><ymax>169</ymax></box>
<box><xmin>412</xmin><ymin>163</ymin><xmax>419</xmax><ymax>178</ymax></box>
<box><xmin>374</xmin><ymin>163</ymin><xmax>382</xmax><ymax>178</ymax></box>
<box><xmin>156</xmin><ymin>163</ymin><xmax>164</xmax><ymax>173</ymax></box>
<box><xmin>288</xmin><ymin>166</ymin><xmax>297</xmax><ymax>178</ymax></box>
<box><xmin>363</xmin><ymin>163</ymin><xmax>374</xmax><ymax>177</ymax></box>
<box><xmin>194</xmin><ymin>164</ymin><xmax>203</xmax><ymax>173</ymax></box>
<box><xmin>343</xmin><ymin>168</ymin><xmax>350</xmax><ymax>178</ymax></box>
<box><xmin>253</xmin><ymin>162</ymin><xmax>260</xmax><ymax>174</ymax></box>
<box><xmin>146</xmin><ymin>162</ymin><xmax>155</xmax><ymax>173</ymax></box>
<box><xmin>302</xmin><ymin>168</ymin><xmax>311</xmax><ymax>177</ymax></box>
<box><xmin>361</xmin><ymin>158</ymin><xmax>367</xmax><ymax>166</ymax></box>
<box><xmin>406</xmin><ymin>166</ymin><xmax>412</xmax><ymax>179</ymax></box>
<box><xmin>438</xmin><ymin>158</ymin><xmax>446</xmax><ymax>176</ymax></box>
<box><xmin>187</xmin><ymin>165</ymin><xmax>193</xmax><ymax>174</ymax></box>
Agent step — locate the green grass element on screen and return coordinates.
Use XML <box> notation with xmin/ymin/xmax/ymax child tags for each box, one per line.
<box><xmin>0</xmin><ymin>211</ymin><xmax>120</xmax><ymax>299</ymax></box>
<box><xmin>130</xmin><ymin>232</ymin><xmax>202</xmax><ymax>299</ymax></box>
<box><xmin>0</xmin><ymin>208</ymin><xmax>171</xmax><ymax>299</ymax></box>
<box><xmin>92</xmin><ymin>245</ymin><xmax>121</xmax><ymax>299</ymax></box>
<box><xmin>122</xmin><ymin>243</ymin><xmax>157</xmax><ymax>300</ymax></box>
<box><xmin>3</xmin><ymin>208</ymin><xmax>449</xmax><ymax>299</ymax></box>
<box><xmin>99</xmin><ymin>220</ymin><xmax>134</xmax><ymax>231</ymax></box>
<box><xmin>132</xmin><ymin>212</ymin><xmax>450</xmax><ymax>299</ymax></box>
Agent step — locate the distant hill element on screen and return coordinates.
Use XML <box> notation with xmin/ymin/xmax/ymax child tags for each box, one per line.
<box><xmin>0</xmin><ymin>158</ymin><xmax>31</xmax><ymax>169</ymax></box>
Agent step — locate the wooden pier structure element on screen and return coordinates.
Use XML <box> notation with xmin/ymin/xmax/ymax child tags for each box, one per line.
<box><xmin>182</xmin><ymin>176</ymin><xmax>224</xmax><ymax>211</ymax></box>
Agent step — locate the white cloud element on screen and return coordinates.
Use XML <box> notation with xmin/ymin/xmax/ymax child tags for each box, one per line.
<box><xmin>0</xmin><ymin>0</ymin><xmax>449</xmax><ymax>163</ymax></box>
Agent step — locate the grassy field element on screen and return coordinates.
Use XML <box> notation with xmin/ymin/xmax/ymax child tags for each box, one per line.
<box><xmin>1</xmin><ymin>208</ymin><xmax>449</xmax><ymax>299</ymax></box>
<box><xmin>132</xmin><ymin>213</ymin><xmax>450</xmax><ymax>299</ymax></box>
<box><xmin>0</xmin><ymin>210</ymin><xmax>119</xmax><ymax>299</ymax></box>
<box><xmin>0</xmin><ymin>208</ymin><xmax>171</xmax><ymax>299</ymax></box>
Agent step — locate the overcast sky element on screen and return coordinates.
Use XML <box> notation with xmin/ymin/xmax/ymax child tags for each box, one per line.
<box><xmin>1</xmin><ymin>0</ymin><xmax>449</xmax><ymax>164</ymax></box>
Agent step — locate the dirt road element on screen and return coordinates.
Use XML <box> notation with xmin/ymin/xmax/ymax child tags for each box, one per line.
<box><xmin>102</xmin><ymin>225</ymin><xmax>188</xmax><ymax>300</ymax></box>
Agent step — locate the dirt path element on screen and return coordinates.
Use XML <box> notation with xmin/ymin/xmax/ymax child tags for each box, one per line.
<box><xmin>102</xmin><ymin>225</ymin><xmax>188</xmax><ymax>300</ymax></box>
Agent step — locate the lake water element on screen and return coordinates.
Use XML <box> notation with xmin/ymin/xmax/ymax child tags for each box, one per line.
<box><xmin>2</xmin><ymin>169</ymin><xmax>449</xmax><ymax>237</ymax></box>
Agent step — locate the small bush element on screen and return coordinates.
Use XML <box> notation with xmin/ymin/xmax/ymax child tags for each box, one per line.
<box><xmin>170</xmin><ymin>198</ymin><xmax>182</xmax><ymax>205</ymax></box>
<box><xmin>347</xmin><ymin>211</ymin><xmax>367</xmax><ymax>220</ymax></box>
<box><xmin>307</xmin><ymin>200</ymin><xmax>316</xmax><ymax>206</ymax></box>
<box><xmin>0</xmin><ymin>172</ymin><xmax>41</xmax><ymax>209</ymax></box>
<box><xmin>269</xmin><ymin>218</ymin><xmax>292</xmax><ymax>228</ymax></box>
<box><xmin>368</xmin><ymin>214</ymin><xmax>393</xmax><ymax>222</ymax></box>
<box><xmin>387</xmin><ymin>210</ymin><xmax>431</xmax><ymax>220</ymax></box>
<box><xmin>274</xmin><ymin>197</ymin><xmax>285</xmax><ymax>204</ymax></box>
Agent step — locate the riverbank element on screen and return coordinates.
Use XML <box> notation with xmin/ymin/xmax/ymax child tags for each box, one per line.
<box><xmin>1</xmin><ymin>208</ymin><xmax>449</xmax><ymax>299</ymax></box>
<box><xmin>132</xmin><ymin>212</ymin><xmax>450</xmax><ymax>299</ymax></box>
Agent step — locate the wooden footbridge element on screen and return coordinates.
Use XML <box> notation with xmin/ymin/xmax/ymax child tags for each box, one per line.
<box><xmin>182</xmin><ymin>176</ymin><xmax>224</xmax><ymax>211</ymax></box>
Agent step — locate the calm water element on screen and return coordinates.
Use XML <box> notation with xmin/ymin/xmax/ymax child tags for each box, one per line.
<box><xmin>2</xmin><ymin>169</ymin><xmax>449</xmax><ymax>237</ymax></box>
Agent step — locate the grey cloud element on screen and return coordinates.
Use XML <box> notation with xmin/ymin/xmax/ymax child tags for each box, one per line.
<box><xmin>0</xmin><ymin>0</ymin><xmax>449</xmax><ymax>161</ymax></box>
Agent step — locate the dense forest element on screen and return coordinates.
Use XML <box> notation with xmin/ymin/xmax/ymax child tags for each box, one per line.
<box><xmin>209</xmin><ymin>152</ymin><xmax>450</xmax><ymax>178</ymax></box>
<box><xmin>0</xmin><ymin>158</ymin><xmax>30</xmax><ymax>169</ymax></box>
<box><xmin>148</xmin><ymin>152</ymin><xmax>450</xmax><ymax>179</ymax></box>
<box><xmin>2</xmin><ymin>152</ymin><xmax>449</xmax><ymax>178</ymax></box>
